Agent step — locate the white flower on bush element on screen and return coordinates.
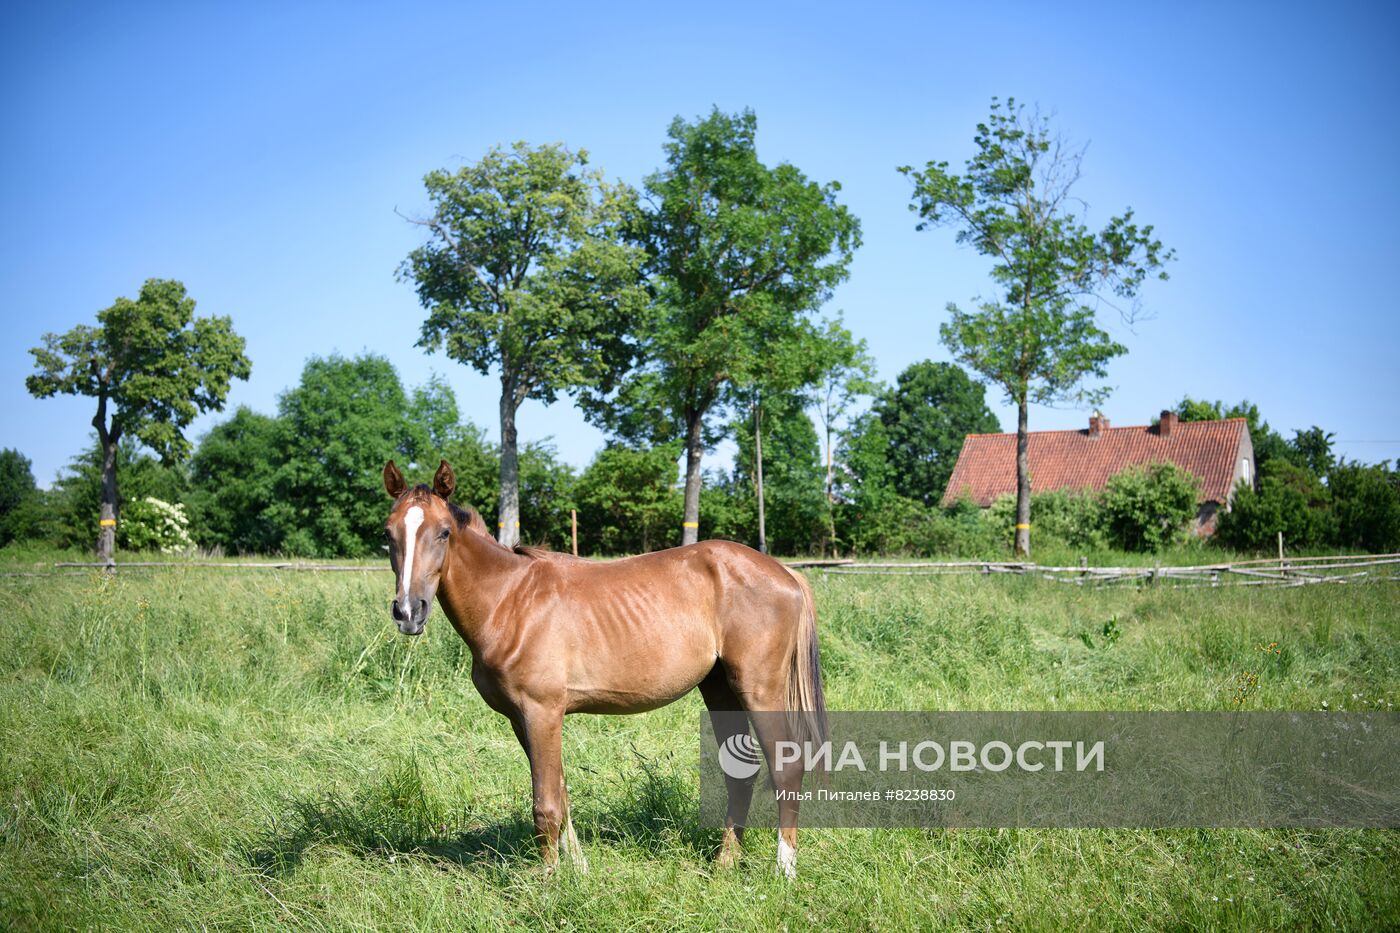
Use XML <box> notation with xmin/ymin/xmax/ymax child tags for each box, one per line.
<box><xmin>119</xmin><ymin>497</ymin><xmax>195</xmax><ymax>554</ymax></box>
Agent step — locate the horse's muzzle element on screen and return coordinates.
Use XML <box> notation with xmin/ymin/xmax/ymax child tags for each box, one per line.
<box><xmin>392</xmin><ymin>597</ymin><xmax>429</xmax><ymax>635</ymax></box>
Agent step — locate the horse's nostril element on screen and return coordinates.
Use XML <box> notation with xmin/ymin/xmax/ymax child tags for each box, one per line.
<box><xmin>391</xmin><ymin>600</ymin><xmax>406</xmax><ymax>622</ymax></box>
<box><xmin>416</xmin><ymin>599</ymin><xmax>428</xmax><ymax>617</ymax></box>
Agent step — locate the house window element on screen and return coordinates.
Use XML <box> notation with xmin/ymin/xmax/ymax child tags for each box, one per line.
<box><xmin>1240</xmin><ymin>458</ymin><xmax>1251</xmax><ymax>486</ymax></box>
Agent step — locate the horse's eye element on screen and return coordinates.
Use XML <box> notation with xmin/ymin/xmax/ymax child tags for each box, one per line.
<box><xmin>438</xmin><ymin>529</ymin><xmax>451</xmax><ymax>540</ymax></box>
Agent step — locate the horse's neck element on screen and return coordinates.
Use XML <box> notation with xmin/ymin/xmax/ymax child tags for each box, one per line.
<box><xmin>437</xmin><ymin>529</ymin><xmax>527</xmax><ymax>646</ymax></box>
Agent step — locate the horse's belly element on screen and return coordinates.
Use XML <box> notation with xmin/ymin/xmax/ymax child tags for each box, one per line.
<box><xmin>565</xmin><ymin>621</ymin><xmax>716</xmax><ymax>714</ymax></box>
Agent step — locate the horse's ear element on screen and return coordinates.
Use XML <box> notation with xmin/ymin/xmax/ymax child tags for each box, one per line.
<box><xmin>383</xmin><ymin>460</ymin><xmax>407</xmax><ymax>498</ymax></box>
<box><xmin>433</xmin><ymin>459</ymin><xmax>456</xmax><ymax>500</ymax></box>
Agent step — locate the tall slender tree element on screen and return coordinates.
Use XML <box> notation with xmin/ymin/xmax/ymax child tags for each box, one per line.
<box><xmin>26</xmin><ymin>279</ymin><xmax>250</xmax><ymax>562</ymax></box>
<box><xmin>900</xmin><ymin>98</ymin><xmax>1172</xmax><ymax>556</ymax></box>
<box><xmin>400</xmin><ymin>142</ymin><xmax>646</xmax><ymax>546</ymax></box>
<box><xmin>595</xmin><ymin>109</ymin><xmax>859</xmax><ymax>545</ymax></box>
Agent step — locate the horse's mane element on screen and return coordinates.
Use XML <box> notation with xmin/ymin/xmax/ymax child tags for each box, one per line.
<box><xmin>401</xmin><ymin>484</ymin><xmax>576</xmax><ymax>562</ymax></box>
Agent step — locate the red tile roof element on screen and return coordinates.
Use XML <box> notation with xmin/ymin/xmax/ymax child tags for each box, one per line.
<box><xmin>942</xmin><ymin>418</ymin><xmax>1249</xmax><ymax>507</ymax></box>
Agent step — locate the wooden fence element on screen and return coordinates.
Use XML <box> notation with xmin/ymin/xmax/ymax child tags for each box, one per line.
<box><xmin>2</xmin><ymin>553</ymin><xmax>1397</xmax><ymax>588</ymax></box>
<box><xmin>787</xmin><ymin>553</ymin><xmax>1400</xmax><ymax>588</ymax></box>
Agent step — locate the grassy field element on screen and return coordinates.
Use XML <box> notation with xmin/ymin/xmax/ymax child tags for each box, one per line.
<box><xmin>1</xmin><ymin>559</ymin><xmax>1397</xmax><ymax>930</ymax></box>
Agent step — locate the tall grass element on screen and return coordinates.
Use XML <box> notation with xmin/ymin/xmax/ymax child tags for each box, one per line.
<box><xmin>1</xmin><ymin>566</ymin><xmax>1396</xmax><ymax>929</ymax></box>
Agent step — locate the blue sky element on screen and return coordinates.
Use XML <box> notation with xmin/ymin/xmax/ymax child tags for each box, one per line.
<box><xmin>3</xmin><ymin>1</ymin><xmax>1398</xmax><ymax>487</ymax></box>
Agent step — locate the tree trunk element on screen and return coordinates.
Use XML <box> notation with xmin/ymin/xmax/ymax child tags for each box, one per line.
<box><xmin>681</xmin><ymin>412</ymin><xmax>704</xmax><ymax>546</ymax></box>
<box><xmin>497</xmin><ymin>381</ymin><xmax>521</xmax><ymax>548</ymax></box>
<box><xmin>824</xmin><ymin>420</ymin><xmax>836</xmax><ymax>557</ymax></box>
<box><xmin>98</xmin><ymin>435</ymin><xmax>118</xmax><ymax>565</ymax></box>
<box><xmin>1014</xmin><ymin>394</ymin><xmax>1031</xmax><ymax>558</ymax></box>
<box><xmin>754</xmin><ymin>397</ymin><xmax>767</xmax><ymax>555</ymax></box>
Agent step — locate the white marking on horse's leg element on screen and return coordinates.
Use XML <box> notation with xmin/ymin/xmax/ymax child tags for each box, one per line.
<box><xmin>564</xmin><ymin>815</ymin><xmax>587</xmax><ymax>872</ymax></box>
<box><xmin>400</xmin><ymin>505</ymin><xmax>424</xmax><ymax>604</ymax></box>
<box><xmin>777</xmin><ymin>832</ymin><xmax>796</xmax><ymax>879</ymax></box>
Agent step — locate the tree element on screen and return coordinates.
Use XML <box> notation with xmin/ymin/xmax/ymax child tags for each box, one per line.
<box><xmin>271</xmin><ymin>354</ymin><xmax>421</xmax><ymax>557</ymax></box>
<box><xmin>732</xmin><ymin>391</ymin><xmax>827</xmax><ymax>555</ymax></box>
<box><xmin>1289</xmin><ymin>426</ymin><xmax>1336</xmax><ymax>478</ymax></box>
<box><xmin>598</xmin><ymin>109</ymin><xmax>860</xmax><ymax>546</ymax></box>
<box><xmin>189</xmin><ymin>406</ymin><xmax>287</xmax><ymax>554</ymax></box>
<box><xmin>47</xmin><ymin>437</ymin><xmax>190</xmax><ymax>551</ymax></box>
<box><xmin>809</xmin><ymin>322</ymin><xmax>877</xmax><ymax>553</ymax></box>
<box><xmin>26</xmin><ymin>279</ymin><xmax>250</xmax><ymax>561</ymax></box>
<box><xmin>516</xmin><ymin>440</ymin><xmax>577</xmax><ymax>551</ymax></box>
<box><xmin>901</xmin><ymin>99</ymin><xmax>1172</xmax><ymax>556</ymax></box>
<box><xmin>573</xmin><ymin>443</ymin><xmax>683</xmax><ymax>554</ymax></box>
<box><xmin>399</xmin><ymin>142</ymin><xmax>647</xmax><ymax>547</ymax></box>
<box><xmin>0</xmin><ymin>449</ymin><xmax>40</xmax><ymax>547</ymax></box>
<box><xmin>872</xmin><ymin>361</ymin><xmax>1000</xmax><ymax>507</ymax></box>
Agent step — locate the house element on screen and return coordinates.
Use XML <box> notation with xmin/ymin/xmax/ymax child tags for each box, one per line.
<box><xmin>941</xmin><ymin>410</ymin><xmax>1255</xmax><ymax>534</ymax></box>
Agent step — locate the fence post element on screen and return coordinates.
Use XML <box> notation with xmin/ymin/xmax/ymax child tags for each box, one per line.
<box><xmin>571</xmin><ymin>509</ymin><xmax>578</xmax><ymax>557</ymax></box>
<box><xmin>1278</xmin><ymin>532</ymin><xmax>1285</xmax><ymax>571</ymax></box>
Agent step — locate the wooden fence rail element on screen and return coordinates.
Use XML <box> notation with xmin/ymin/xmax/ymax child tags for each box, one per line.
<box><xmin>791</xmin><ymin>553</ymin><xmax>1400</xmax><ymax>588</ymax></box>
<box><xmin>1</xmin><ymin>553</ymin><xmax>1396</xmax><ymax>588</ymax></box>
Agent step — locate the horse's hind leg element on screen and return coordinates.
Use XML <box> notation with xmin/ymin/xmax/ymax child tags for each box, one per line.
<box><xmin>722</xmin><ymin>662</ymin><xmax>805</xmax><ymax>879</ymax></box>
<box><xmin>746</xmin><ymin>702</ymin><xmax>805</xmax><ymax>879</ymax></box>
<box><xmin>698</xmin><ymin>665</ymin><xmax>754</xmax><ymax>868</ymax></box>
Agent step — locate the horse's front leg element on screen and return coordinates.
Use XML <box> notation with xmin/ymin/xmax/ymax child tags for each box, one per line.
<box><xmin>510</xmin><ymin>705</ymin><xmax>569</xmax><ymax>871</ymax></box>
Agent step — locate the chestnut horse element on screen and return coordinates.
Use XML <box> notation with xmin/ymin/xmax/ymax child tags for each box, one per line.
<box><xmin>381</xmin><ymin>460</ymin><xmax>827</xmax><ymax>877</ymax></box>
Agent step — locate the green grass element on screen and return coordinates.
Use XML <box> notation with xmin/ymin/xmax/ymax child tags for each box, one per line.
<box><xmin>1</xmin><ymin>565</ymin><xmax>1396</xmax><ymax>930</ymax></box>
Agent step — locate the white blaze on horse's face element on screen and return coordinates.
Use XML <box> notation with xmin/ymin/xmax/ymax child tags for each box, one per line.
<box><xmin>400</xmin><ymin>506</ymin><xmax>424</xmax><ymax>602</ymax></box>
<box><xmin>391</xmin><ymin>504</ymin><xmax>435</xmax><ymax>636</ymax></box>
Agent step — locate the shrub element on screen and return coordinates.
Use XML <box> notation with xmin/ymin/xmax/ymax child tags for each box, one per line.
<box><xmin>1328</xmin><ymin>461</ymin><xmax>1400</xmax><ymax>553</ymax></box>
<box><xmin>1215</xmin><ymin>461</ymin><xmax>1332</xmax><ymax>552</ymax></box>
<box><xmin>119</xmin><ymin>497</ymin><xmax>195</xmax><ymax>554</ymax></box>
<box><xmin>1099</xmin><ymin>462</ymin><xmax>1200</xmax><ymax>552</ymax></box>
<box><xmin>1029</xmin><ymin>489</ymin><xmax>1105</xmax><ymax>550</ymax></box>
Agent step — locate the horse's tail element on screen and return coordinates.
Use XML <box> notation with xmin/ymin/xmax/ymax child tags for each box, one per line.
<box><xmin>783</xmin><ymin>566</ymin><xmax>829</xmax><ymax>747</ymax></box>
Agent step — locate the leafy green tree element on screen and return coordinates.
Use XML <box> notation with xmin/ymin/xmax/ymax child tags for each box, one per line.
<box><xmin>598</xmin><ymin>109</ymin><xmax>860</xmax><ymax>546</ymax></box>
<box><xmin>47</xmin><ymin>438</ymin><xmax>190</xmax><ymax>550</ymax></box>
<box><xmin>408</xmin><ymin>373</ymin><xmax>466</xmax><ymax>459</ymax></box>
<box><xmin>189</xmin><ymin>406</ymin><xmax>287</xmax><ymax>554</ymax></box>
<box><xmin>399</xmin><ymin>142</ymin><xmax>647</xmax><ymax>547</ymax></box>
<box><xmin>698</xmin><ymin>470</ymin><xmax>755</xmax><ymax>545</ymax></box>
<box><xmin>1328</xmin><ymin>461</ymin><xmax>1400</xmax><ymax>553</ymax></box>
<box><xmin>573</xmin><ymin>443</ymin><xmax>683</xmax><ymax>554</ymax></box>
<box><xmin>902</xmin><ymin>99</ymin><xmax>1173</xmax><ymax>556</ymax></box>
<box><xmin>1215</xmin><ymin>460</ymin><xmax>1332</xmax><ymax>553</ymax></box>
<box><xmin>437</xmin><ymin>421</ymin><xmax>501</xmax><ymax>521</ymax></box>
<box><xmin>0</xmin><ymin>449</ymin><xmax>41</xmax><ymax>547</ymax></box>
<box><xmin>26</xmin><ymin>279</ymin><xmax>250</xmax><ymax>562</ymax></box>
<box><xmin>1099</xmin><ymin>462</ymin><xmax>1200</xmax><ymax>552</ymax></box>
<box><xmin>832</xmin><ymin>412</ymin><xmax>926</xmax><ymax>555</ymax></box>
<box><xmin>1289</xmin><ymin>426</ymin><xmax>1336</xmax><ymax>478</ymax></box>
<box><xmin>516</xmin><ymin>441</ymin><xmax>577</xmax><ymax>551</ymax></box>
<box><xmin>271</xmin><ymin>354</ymin><xmax>420</xmax><ymax>557</ymax></box>
<box><xmin>872</xmin><ymin>361</ymin><xmax>1000</xmax><ymax>507</ymax></box>
<box><xmin>732</xmin><ymin>392</ymin><xmax>827</xmax><ymax>555</ymax></box>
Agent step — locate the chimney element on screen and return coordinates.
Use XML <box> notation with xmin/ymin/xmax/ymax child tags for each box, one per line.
<box><xmin>1088</xmin><ymin>411</ymin><xmax>1109</xmax><ymax>437</ymax></box>
<box><xmin>1159</xmin><ymin>409</ymin><xmax>1178</xmax><ymax>438</ymax></box>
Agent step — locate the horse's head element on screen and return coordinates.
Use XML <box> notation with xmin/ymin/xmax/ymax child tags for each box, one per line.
<box><xmin>382</xmin><ymin>459</ymin><xmax>458</xmax><ymax>636</ymax></box>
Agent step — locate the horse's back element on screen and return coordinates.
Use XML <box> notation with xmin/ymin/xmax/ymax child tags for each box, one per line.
<box><xmin>499</xmin><ymin>540</ymin><xmax>804</xmax><ymax>713</ymax></box>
